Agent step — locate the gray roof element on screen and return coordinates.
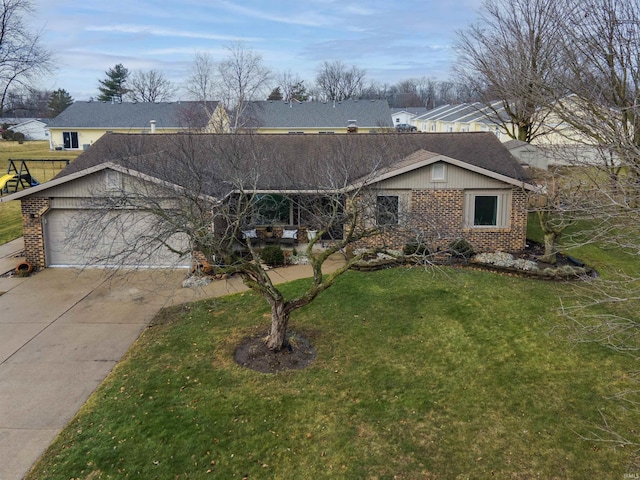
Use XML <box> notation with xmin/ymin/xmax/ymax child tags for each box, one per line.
<box><xmin>240</xmin><ymin>99</ymin><xmax>393</xmax><ymax>129</ymax></box>
<box><xmin>51</xmin><ymin>132</ymin><xmax>529</xmax><ymax>199</ymax></box>
<box><xmin>417</xmin><ymin>102</ymin><xmax>508</xmax><ymax>125</ymax></box>
<box><xmin>46</xmin><ymin>101</ymin><xmax>218</xmax><ymax>129</ymax></box>
<box><xmin>391</xmin><ymin>107</ymin><xmax>428</xmax><ymax>116</ymax></box>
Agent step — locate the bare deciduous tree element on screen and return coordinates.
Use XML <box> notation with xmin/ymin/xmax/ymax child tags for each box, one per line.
<box><xmin>128</xmin><ymin>69</ymin><xmax>177</xmax><ymax>102</ymax></box>
<box><xmin>315</xmin><ymin>60</ymin><xmax>366</xmax><ymax>102</ymax></box>
<box><xmin>217</xmin><ymin>42</ymin><xmax>272</xmax><ymax>130</ymax></box>
<box><xmin>71</xmin><ymin>133</ymin><xmax>425</xmax><ymax>352</ymax></box>
<box><xmin>0</xmin><ymin>0</ymin><xmax>53</xmax><ymax>115</ymax></box>
<box><xmin>184</xmin><ymin>51</ymin><xmax>217</xmax><ymax>102</ymax></box>
<box><xmin>454</xmin><ymin>0</ymin><xmax>568</xmax><ymax>142</ymax></box>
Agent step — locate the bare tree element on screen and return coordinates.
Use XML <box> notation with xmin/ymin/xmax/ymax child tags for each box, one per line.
<box><xmin>184</xmin><ymin>51</ymin><xmax>217</xmax><ymax>102</ymax></box>
<box><xmin>552</xmin><ymin>0</ymin><xmax>640</xmax><ymax>181</ymax></box>
<box><xmin>128</xmin><ymin>69</ymin><xmax>177</xmax><ymax>102</ymax></box>
<box><xmin>69</xmin><ymin>133</ymin><xmax>421</xmax><ymax>352</ymax></box>
<box><xmin>534</xmin><ymin>0</ymin><xmax>640</xmax><ymax>456</ymax></box>
<box><xmin>217</xmin><ymin>42</ymin><xmax>272</xmax><ymax>130</ymax></box>
<box><xmin>454</xmin><ymin>0</ymin><xmax>568</xmax><ymax>142</ymax></box>
<box><xmin>0</xmin><ymin>0</ymin><xmax>53</xmax><ymax>115</ymax></box>
<box><xmin>315</xmin><ymin>60</ymin><xmax>366</xmax><ymax>102</ymax></box>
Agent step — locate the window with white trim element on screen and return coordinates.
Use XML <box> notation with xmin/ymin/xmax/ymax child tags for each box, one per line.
<box><xmin>431</xmin><ymin>163</ymin><xmax>446</xmax><ymax>182</ymax></box>
<box><xmin>62</xmin><ymin>131</ymin><xmax>79</xmax><ymax>149</ymax></box>
<box><xmin>105</xmin><ymin>170</ymin><xmax>121</xmax><ymax>191</ymax></box>
<box><xmin>464</xmin><ymin>190</ymin><xmax>511</xmax><ymax>228</ymax></box>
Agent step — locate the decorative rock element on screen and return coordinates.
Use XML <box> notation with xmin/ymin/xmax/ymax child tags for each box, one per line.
<box><xmin>182</xmin><ymin>275</ymin><xmax>212</xmax><ymax>288</ymax></box>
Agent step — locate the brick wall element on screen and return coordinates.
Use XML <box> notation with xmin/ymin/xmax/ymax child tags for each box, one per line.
<box><xmin>20</xmin><ymin>197</ymin><xmax>50</xmax><ymax>270</ymax></box>
<box><xmin>356</xmin><ymin>187</ymin><xmax>527</xmax><ymax>254</ymax></box>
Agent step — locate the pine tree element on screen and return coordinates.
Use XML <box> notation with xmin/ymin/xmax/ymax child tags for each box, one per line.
<box><xmin>47</xmin><ymin>89</ymin><xmax>73</xmax><ymax>117</ymax></box>
<box><xmin>267</xmin><ymin>86</ymin><xmax>283</xmax><ymax>101</ymax></box>
<box><xmin>289</xmin><ymin>81</ymin><xmax>308</xmax><ymax>102</ymax></box>
<box><xmin>97</xmin><ymin>64</ymin><xmax>130</xmax><ymax>102</ymax></box>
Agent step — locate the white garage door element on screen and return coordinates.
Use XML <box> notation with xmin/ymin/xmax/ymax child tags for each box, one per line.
<box><xmin>44</xmin><ymin>209</ymin><xmax>191</xmax><ymax>268</ymax></box>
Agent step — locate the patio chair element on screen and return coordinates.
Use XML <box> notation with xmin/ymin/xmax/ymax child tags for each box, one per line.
<box><xmin>279</xmin><ymin>227</ymin><xmax>298</xmax><ymax>246</ymax></box>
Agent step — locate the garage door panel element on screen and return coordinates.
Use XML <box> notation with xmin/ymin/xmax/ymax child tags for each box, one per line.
<box><xmin>44</xmin><ymin>209</ymin><xmax>191</xmax><ymax>268</ymax></box>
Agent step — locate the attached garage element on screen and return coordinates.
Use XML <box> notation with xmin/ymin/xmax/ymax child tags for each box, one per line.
<box><xmin>43</xmin><ymin>209</ymin><xmax>191</xmax><ymax>268</ymax></box>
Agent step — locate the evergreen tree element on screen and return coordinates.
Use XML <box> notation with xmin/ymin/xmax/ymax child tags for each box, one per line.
<box><xmin>267</xmin><ymin>86</ymin><xmax>283</xmax><ymax>101</ymax></box>
<box><xmin>97</xmin><ymin>64</ymin><xmax>130</xmax><ymax>102</ymax></box>
<box><xmin>47</xmin><ymin>88</ymin><xmax>73</xmax><ymax>117</ymax></box>
<box><xmin>289</xmin><ymin>81</ymin><xmax>308</xmax><ymax>102</ymax></box>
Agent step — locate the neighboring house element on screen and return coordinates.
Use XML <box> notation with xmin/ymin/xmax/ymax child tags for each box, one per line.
<box><xmin>238</xmin><ymin>99</ymin><xmax>393</xmax><ymax>133</ymax></box>
<box><xmin>11</xmin><ymin>119</ymin><xmax>49</xmax><ymax>141</ymax></box>
<box><xmin>504</xmin><ymin>140</ymin><xmax>551</xmax><ymax>170</ymax></box>
<box><xmin>46</xmin><ymin>101</ymin><xmax>228</xmax><ymax>150</ymax></box>
<box><xmin>391</xmin><ymin>107</ymin><xmax>428</xmax><ymax>128</ymax></box>
<box><xmin>415</xmin><ymin>102</ymin><xmax>507</xmax><ymax>139</ymax></box>
<box><xmin>1</xmin><ymin>132</ymin><xmax>534</xmax><ymax>270</ymax></box>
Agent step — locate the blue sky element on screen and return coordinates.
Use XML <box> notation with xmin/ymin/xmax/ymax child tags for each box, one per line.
<box><xmin>33</xmin><ymin>0</ymin><xmax>484</xmax><ymax>101</ymax></box>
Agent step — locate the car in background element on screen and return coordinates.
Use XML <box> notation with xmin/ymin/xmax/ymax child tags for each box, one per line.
<box><xmin>395</xmin><ymin>123</ymin><xmax>417</xmax><ymax>132</ymax></box>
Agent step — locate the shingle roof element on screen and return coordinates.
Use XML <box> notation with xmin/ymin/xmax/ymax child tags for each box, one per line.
<box><xmin>240</xmin><ymin>99</ymin><xmax>393</xmax><ymax>129</ymax></box>
<box><xmin>53</xmin><ymin>132</ymin><xmax>528</xmax><ymax>198</ymax></box>
<box><xmin>46</xmin><ymin>101</ymin><xmax>218</xmax><ymax>129</ymax></box>
<box><xmin>417</xmin><ymin>102</ymin><xmax>508</xmax><ymax>124</ymax></box>
<box><xmin>391</xmin><ymin>107</ymin><xmax>428</xmax><ymax>116</ymax></box>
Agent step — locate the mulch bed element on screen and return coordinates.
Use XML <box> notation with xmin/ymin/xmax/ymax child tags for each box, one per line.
<box><xmin>234</xmin><ymin>331</ymin><xmax>316</xmax><ymax>373</ymax></box>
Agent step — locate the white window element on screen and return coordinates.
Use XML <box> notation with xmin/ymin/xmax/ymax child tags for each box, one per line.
<box><xmin>105</xmin><ymin>170</ymin><xmax>121</xmax><ymax>191</ymax></box>
<box><xmin>464</xmin><ymin>190</ymin><xmax>511</xmax><ymax>228</ymax></box>
<box><xmin>431</xmin><ymin>163</ymin><xmax>446</xmax><ymax>182</ymax></box>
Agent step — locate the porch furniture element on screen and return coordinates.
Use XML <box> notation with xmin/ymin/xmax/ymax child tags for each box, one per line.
<box><xmin>280</xmin><ymin>227</ymin><xmax>298</xmax><ymax>246</ymax></box>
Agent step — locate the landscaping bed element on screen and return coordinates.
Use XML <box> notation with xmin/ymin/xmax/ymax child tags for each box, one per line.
<box><xmin>351</xmin><ymin>240</ymin><xmax>594</xmax><ymax>280</ymax></box>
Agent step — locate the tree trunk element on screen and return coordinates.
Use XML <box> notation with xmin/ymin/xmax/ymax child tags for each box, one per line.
<box><xmin>539</xmin><ymin>232</ymin><xmax>558</xmax><ymax>264</ymax></box>
<box><xmin>266</xmin><ymin>301</ymin><xmax>289</xmax><ymax>351</ymax></box>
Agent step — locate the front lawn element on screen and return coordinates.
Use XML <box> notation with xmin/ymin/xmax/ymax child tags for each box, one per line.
<box><xmin>26</xmin><ymin>267</ymin><xmax>639</xmax><ymax>478</ymax></box>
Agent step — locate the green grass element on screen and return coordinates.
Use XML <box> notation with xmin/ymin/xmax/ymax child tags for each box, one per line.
<box><xmin>26</xmin><ymin>267</ymin><xmax>640</xmax><ymax>479</ymax></box>
<box><xmin>0</xmin><ymin>141</ymin><xmax>80</xmax><ymax>244</ymax></box>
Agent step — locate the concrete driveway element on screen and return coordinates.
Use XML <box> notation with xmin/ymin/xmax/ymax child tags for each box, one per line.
<box><xmin>0</xmin><ymin>237</ymin><xmax>343</xmax><ymax>479</ymax></box>
<box><xmin>0</xmin><ymin>266</ymin><xmax>203</xmax><ymax>480</ymax></box>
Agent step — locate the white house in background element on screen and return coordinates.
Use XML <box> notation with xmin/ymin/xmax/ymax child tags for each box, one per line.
<box><xmin>390</xmin><ymin>107</ymin><xmax>428</xmax><ymax>128</ymax></box>
<box><xmin>11</xmin><ymin>119</ymin><xmax>49</xmax><ymax>141</ymax></box>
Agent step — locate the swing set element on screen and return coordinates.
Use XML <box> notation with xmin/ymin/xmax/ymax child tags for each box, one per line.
<box><xmin>0</xmin><ymin>159</ymin><xmax>69</xmax><ymax>195</ymax></box>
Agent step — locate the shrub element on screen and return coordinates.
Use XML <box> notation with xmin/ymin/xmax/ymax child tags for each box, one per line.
<box><xmin>260</xmin><ymin>245</ymin><xmax>285</xmax><ymax>267</ymax></box>
<box><xmin>13</xmin><ymin>131</ymin><xmax>24</xmax><ymax>143</ymax></box>
<box><xmin>2</xmin><ymin>129</ymin><xmax>14</xmax><ymax>140</ymax></box>
<box><xmin>449</xmin><ymin>238</ymin><xmax>475</xmax><ymax>259</ymax></box>
<box><xmin>403</xmin><ymin>242</ymin><xmax>430</xmax><ymax>256</ymax></box>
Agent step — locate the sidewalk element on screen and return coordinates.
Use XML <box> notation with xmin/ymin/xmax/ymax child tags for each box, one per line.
<box><xmin>0</xmin><ymin>237</ymin><xmax>25</xmax><ymax>277</ymax></box>
<box><xmin>0</xmin><ymin>240</ymin><xmax>344</xmax><ymax>480</ymax></box>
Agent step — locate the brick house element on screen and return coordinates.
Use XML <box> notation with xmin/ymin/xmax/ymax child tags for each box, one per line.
<box><xmin>1</xmin><ymin>132</ymin><xmax>534</xmax><ymax>269</ymax></box>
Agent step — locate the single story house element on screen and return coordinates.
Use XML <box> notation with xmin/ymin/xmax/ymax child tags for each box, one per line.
<box><xmin>1</xmin><ymin>132</ymin><xmax>534</xmax><ymax>269</ymax></box>
<box><xmin>46</xmin><ymin>100</ymin><xmax>228</xmax><ymax>150</ymax></box>
<box><xmin>415</xmin><ymin>102</ymin><xmax>508</xmax><ymax>140</ymax></box>
<box><xmin>8</xmin><ymin>119</ymin><xmax>49</xmax><ymax>141</ymax></box>
<box><xmin>238</xmin><ymin>99</ymin><xmax>393</xmax><ymax>134</ymax></box>
<box><xmin>391</xmin><ymin>107</ymin><xmax>428</xmax><ymax>128</ymax></box>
